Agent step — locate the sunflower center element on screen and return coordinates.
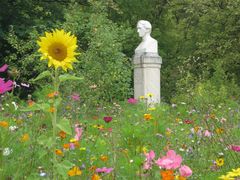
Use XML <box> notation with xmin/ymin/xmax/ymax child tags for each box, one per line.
<box><xmin>48</xmin><ymin>43</ymin><xmax>67</xmax><ymax>61</ymax></box>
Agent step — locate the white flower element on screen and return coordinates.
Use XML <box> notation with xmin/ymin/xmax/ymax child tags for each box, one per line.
<box><xmin>9</xmin><ymin>125</ymin><xmax>18</xmax><ymax>131</ymax></box>
<box><xmin>3</xmin><ymin>148</ymin><xmax>12</xmax><ymax>156</ymax></box>
<box><xmin>11</xmin><ymin>102</ymin><xmax>18</xmax><ymax>110</ymax></box>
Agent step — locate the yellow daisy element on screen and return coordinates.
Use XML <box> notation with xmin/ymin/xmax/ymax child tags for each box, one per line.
<box><xmin>216</xmin><ymin>158</ymin><xmax>224</xmax><ymax>167</ymax></box>
<box><xmin>37</xmin><ymin>29</ymin><xmax>79</xmax><ymax>71</ymax></box>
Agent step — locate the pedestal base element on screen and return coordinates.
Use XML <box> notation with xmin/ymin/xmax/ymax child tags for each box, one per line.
<box><xmin>133</xmin><ymin>52</ymin><xmax>162</xmax><ymax>103</ymax></box>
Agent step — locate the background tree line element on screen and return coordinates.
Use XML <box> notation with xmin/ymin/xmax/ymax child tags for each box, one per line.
<box><xmin>1</xmin><ymin>0</ymin><xmax>240</xmax><ymax>103</ymax></box>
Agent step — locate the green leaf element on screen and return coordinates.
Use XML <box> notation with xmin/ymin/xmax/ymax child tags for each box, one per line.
<box><xmin>57</xmin><ymin>118</ymin><xmax>72</xmax><ymax>135</ymax></box>
<box><xmin>59</xmin><ymin>74</ymin><xmax>83</xmax><ymax>83</ymax></box>
<box><xmin>56</xmin><ymin>160</ymin><xmax>73</xmax><ymax>179</ymax></box>
<box><xmin>30</xmin><ymin>70</ymin><xmax>52</xmax><ymax>82</ymax></box>
<box><xmin>37</xmin><ymin>135</ymin><xmax>53</xmax><ymax>147</ymax></box>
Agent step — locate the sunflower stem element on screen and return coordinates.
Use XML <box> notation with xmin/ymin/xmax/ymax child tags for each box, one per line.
<box><xmin>52</xmin><ymin>68</ymin><xmax>59</xmax><ymax>179</ymax></box>
<box><xmin>0</xmin><ymin>135</ymin><xmax>3</xmax><ymax>179</ymax></box>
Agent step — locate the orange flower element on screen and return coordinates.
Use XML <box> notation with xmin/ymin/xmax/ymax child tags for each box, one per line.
<box><xmin>49</xmin><ymin>107</ymin><xmax>55</xmax><ymax>113</ymax></box>
<box><xmin>55</xmin><ymin>149</ymin><xmax>64</xmax><ymax>156</ymax></box>
<box><xmin>160</xmin><ymin>170</ymin><xmax>174</xmax><ymax>180</ymax></box>
<box><xmin>92</xmin><ymin>116</ymin><xmax>99</xmax><ymax>120</ymax></box>
<box><xmin>74</xmin><ymin>141</ymin><xmax>80</xmax><ymax>148</ymax></box>
<box><xmin>100</xmin><ymin>155</ymin><xmax>108</xmax><ymax>162</ymax></box>
<box><xmin>89</xmin><ymin>165</ymin><xmax>97</xmax><ymax>172</ymax></box>
<box><xmin>92</xmin><ymin>174</ymin><xmax>101</xmax><ymax>180</ymax></box>
<box><xmin>27</xmin><ymin>100</ymin><xmax>35</xmax><ymax>106</ymax></box>
<box><xmin>63</xmin><ymin>143</ymin><xmax>70</xmax><ymax>149</ymax></box>
<box><xmin>0</xmin><ymin>121</ymin><xmax>9</xmax><ymax>128</ymax></box>
<box><xmin>58</xmin><ymin>130</ymin><xmax>66</xmax><ymax>139</ymax></box>
<box><xmin>144</xmin><ymin>114</ymin><xmax>152</xmax><ymax>120</ymax></box>
<box><xmin>68</xmin><ymin>166</ymin><xmax>82</xmax><ymax>176</ymax></box>
<box><xmin>47</xmin><ymin>91</ymin><xmax>58</xmax><ymax>98</ymax></box>
<box><xmin>20</xmin><ymin>133</ymin><xmax>30</xmax><ymax>142</ymax></box>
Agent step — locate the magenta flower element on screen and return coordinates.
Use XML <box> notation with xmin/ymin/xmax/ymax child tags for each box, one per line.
<box><xmin>0</xmin><ymin>78</ymin><xmax>13</xmax><ymax>94</ymax></box>
<box><xmin>229</xmin><ymin>145</ymin><xmax>240</xmax><ymax>152</ymax></box>
<box><xmin>179</xmin><ymin>165</ymin><xmax>192</xmax><ymax>177</ymax></box>
<box><xmin>74</xmin><ymin>124</ymin><xmax>83</xmax><ymax>141</ymax></box>
<box><xmin>95</xmin><ymin>167</ymin><xmax>113</xmax><ymax>174</ymax></box>
<box><xmin>156</xmin><ymin>150</ymin><xmax>182</xmax><ymax>169</ymax></box>
<box><xmin>0</xmin><ymin>64</ymin><xmax>8</xmax><ymax>72</ymax></box>
<box><xmin>71</xmin><ymin>93</ymin><xmax>80</xmax><ymax>101</ymax></box>
<box><xmin>103</xmin><ymin>116</ymin><xmax>112</xmax><ymax>123</ymax></box>
<box><xmin>143</xmin><ymin>150</ymin><xmax>155</xmax><ymax>170</ymax></box>
<box><xmin>127</xmin><ymin>98</ymin><xmax>138</xmax><ymax>104</ymax></box>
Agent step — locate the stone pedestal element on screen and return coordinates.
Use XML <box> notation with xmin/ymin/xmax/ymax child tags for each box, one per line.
<box><xmin>133</xmin><ymin>52</ymin><xmax>162</xmax><ymax>103</ymax></box>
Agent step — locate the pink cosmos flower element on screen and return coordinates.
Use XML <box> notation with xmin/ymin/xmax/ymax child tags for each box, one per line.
<box><xmin>74</xmin><ymin>124</ymin><xmax>83</xmax><ymax>141</ymax></box>
<box><xmin>71</xmin><ymin>93</ymin><xmax>80</xmax><ymax>101</ymax></box>
<box><xmin>204</xmin><ymin>130</ymin><xmax>212</xmax><ymax>137</ymax></box>
<box><xmin>103</xmin><ymin>116</ymin><xmax>112</xmax><ymax>123</ymax></box>
<box><xmin>95</xmin><ymin>167</ymin><xmax>113</xmax><ymax>174</ymax></box>
<box><xmin>0</xmin><ymin>64</ymin><xmax>8</xmax><ymax>72</ymax></box>
<box><xmin>127</xmin><ymin>98</ymin><xmax>138</xmax><ymax>104</ymax></box>
<box><xmin>143</xmin><ymin>150</ymin><xmax>155</xmax><ymax>170</ymax></box>
<box><xmin>179</xmin><ymin>165</ymin><xmax>192</xmax><ymax>177</ymax></box>
<box><xmin>0</xmin><ymin>78</ymin><xmax>13</xmax><ymax>94</ymax></box>
<box><xmin>229</xmin><ymin>145</ymin><xmax>240</xmax><ymax>152</ymax></box>
<box><xmin>156</xmin><ymin>150</ymin><xmax>182</xmax><ymax>169</ymax></box>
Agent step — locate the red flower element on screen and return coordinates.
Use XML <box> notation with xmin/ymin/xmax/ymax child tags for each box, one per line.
<box><xmin>184</xmin><ymin>119</ymin><xmax>193</xmax><ymax>124</ymax></box>
<box><xmin>103</xmin><ymin>116</ymin><xmax>112</xmax><ymax>123</ymax></box>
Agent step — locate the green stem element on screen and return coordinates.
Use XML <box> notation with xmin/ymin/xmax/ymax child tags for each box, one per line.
<box><xmin>52</xmin><ymin>69</ymin><xmax>59</xmax><ymax>180</ymax></box>
<box><xmin>0</xmin><ymin>134</ymin><xmax>3</xmax><ymax>179</ymax></box>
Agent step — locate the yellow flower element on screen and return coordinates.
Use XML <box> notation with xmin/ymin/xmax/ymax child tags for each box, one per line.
<box><xmin>20</xmin><ymin>133</ymin><xmax>30</xmax><ymax>142</ymax></box>
<box><xmin>218</xmin><ymin>174</ymin><xmax>234</xmax><ymax>180</ymax></box>
<box><xmin>148</xmin><ymin>107</ymin><xmax>156</xmax><ymax>111</ymax></box>
<box><xmin>37</xmin><ymin>29</ymin><xmax>79</xmax><ymax>71</ymax></box>
<box><xmin>216</xmin><ymin>128</ymin><xmax>224</xmax><ymax>134</ymax></box>
<box><xmin>0</xmin><ymin>121</ymin><xmax>9</xmax><ymax>128</ymax></box>
<box><xmin>68</xmin><ymin>166</ymin><xmax>82</xmax><ymax>176</ymax></box>
<box><xmin>227</xmin><ymin>168</ymin><xmax>240</xmax><ymax>177</ymax></box>
<box><xmin>216</xmin><ymin>158</ymin><xmax>224</xmax><ymax>167</ymax></box>
<box><xmin>139</xmin><ymin>96</ymin><xmax>145</xmax><ymax>99</ymax></box>
<box><xmin>142</xmin><ymin>146</ymin><xmax>148</xmax><ymax>153</ymax></box>
<box><xmin>219</xmin><ymin>167</ymin><xmax>240</xmax><ymax>179</ymax></box>
<box><xmin>147</xmin><ymin>93</ymin><xmax>153</xmax><ymax>97</ymax></box>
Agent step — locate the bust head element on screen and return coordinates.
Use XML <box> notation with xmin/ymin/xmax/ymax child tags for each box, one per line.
<box><xmin>137</xmin><ymin>20</ymin><xmax>152</xmax><ymax>37</ymax></box>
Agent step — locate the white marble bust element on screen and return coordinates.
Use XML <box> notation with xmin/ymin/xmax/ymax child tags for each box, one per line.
<box><xmin>135</xmin><ymin>20</ymin><xmax>158</xmax><ymax>54</ymax></box>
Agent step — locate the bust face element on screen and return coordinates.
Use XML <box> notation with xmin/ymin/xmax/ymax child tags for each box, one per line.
<box><xmin>137</xmin><ymin>24</ymin><xmax>148</xmax><ymax>37</ymax></box>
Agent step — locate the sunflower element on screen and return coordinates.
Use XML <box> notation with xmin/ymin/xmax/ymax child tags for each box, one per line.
<box><xmin>37</xmin><ymin>29</ymin><xmax>78</xmax><ymax>71</ymax></box>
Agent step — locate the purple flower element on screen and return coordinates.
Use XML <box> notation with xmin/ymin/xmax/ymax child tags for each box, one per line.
<box><xmin>127</xmin><ymin>98</ymin><xmax>138</xmax><ymax>104</ymax></box>
<box><xmin>0</xmin><ymin>64</ymin><xmax>8</xmax><ymax>72</ymax></box>
<box><xmin>103</xmin><ymin>116</ymin><xmax>112</xmax><ymax>123</ymax></box>
<box><xmin>95</xmin><ymin>167</ymin><xmax>113</xmax><ymax>174</ymax></box>
<box><xmin>71</xmin><ymin>93</ymin><xmax>80</xmax><ymax>101</ymax></box>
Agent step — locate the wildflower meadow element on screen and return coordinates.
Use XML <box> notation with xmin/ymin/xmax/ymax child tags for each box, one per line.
<box><xmin>1</xmin><ymin>1</ymin><xmax>240</xmax><ymax>180</ymax></box>
<box><xmin>0</xmin><ymin>28</ymin><xmax>239</xmax><ymax>180</ymax></box>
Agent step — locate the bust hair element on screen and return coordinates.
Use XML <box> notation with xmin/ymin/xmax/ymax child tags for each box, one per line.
<box><xmin>137</xmin><ymin>20</ymin><xmax>152</xmax><ymax>31</ymax></box>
